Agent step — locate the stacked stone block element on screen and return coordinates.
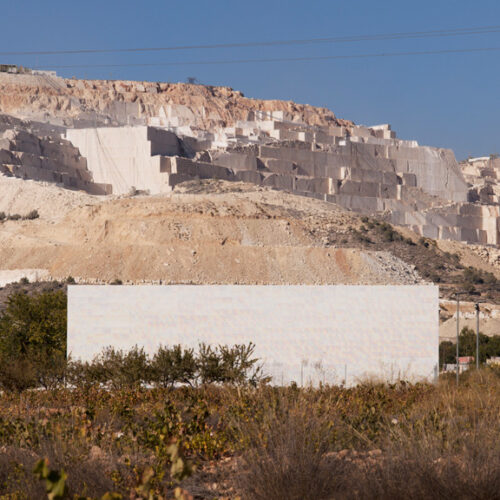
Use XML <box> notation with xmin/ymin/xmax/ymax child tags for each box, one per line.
<box><xmin>0</xmin><ymin>128</ymin><xmax>111</xmax><ymax>194</ymax></box>
<box><xmin>62</xmin><ymin>117</ymin><xmax>498</xmax><ymax>246</ymax></box>
<box><xmin>461</xmin><ymin>157</ymin><xmax>500</xmax><ymax>205</ymax></box>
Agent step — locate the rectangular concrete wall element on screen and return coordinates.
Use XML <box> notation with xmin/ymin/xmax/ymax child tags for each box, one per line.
<box><xmin>68</xmin><ymin>285</ymin><xmax>439</xmax><ymax>386</ymax></box>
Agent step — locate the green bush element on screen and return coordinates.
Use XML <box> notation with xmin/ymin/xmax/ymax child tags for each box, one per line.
<box><xmin>197</xmin><ymin>342</ymin><xmax>268</xmax><ymax>386</ymax></box>
<box><xmin>0</xmin><ymin>290</ymin><xmax>67</xmax><ymax>391</ymax></box>
<box><xmin>0</xmin><ymin>291</ymin><xmax>66</xmax><ymax>356</ymax></box>
<box><xmin>69</xmin><ymin>345</ymin><xmax>150</xmax><ymax>389</ymax></box>
<box><xmin>23</xmin><ymin>209</ymin><xmax>39</xmax><ymax>220</ymax></box>
<box><xmin>151</xmin><ymin>344</ymin><xmax>197</xmax><ymax>388</ymax></box>
<box><xmin>67</xmin><ymin>343</ymin><xmax>267</xmax><ymax>390</ymax></box>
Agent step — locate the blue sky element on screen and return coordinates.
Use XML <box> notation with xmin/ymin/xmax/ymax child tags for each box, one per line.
<box><xmin>1</xmin><ymin>0</ymin><xmax>499</xmax><ymax>159</ymax></box>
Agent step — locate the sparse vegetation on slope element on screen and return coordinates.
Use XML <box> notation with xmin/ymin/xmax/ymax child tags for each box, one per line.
<box><xmin>332</xmin><ymin>215</ymin><xmax>500</xmax><ymax>303</ymax></box>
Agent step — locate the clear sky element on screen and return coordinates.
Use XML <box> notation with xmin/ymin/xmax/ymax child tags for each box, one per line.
<box><xmin>1</xmin><ymin>0</ymin><xmax>499</xmax><ymax>159</ymax></box>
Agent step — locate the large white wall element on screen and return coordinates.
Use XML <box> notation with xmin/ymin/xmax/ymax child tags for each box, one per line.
<box><xmin>67</xmin><ymin>285</ymin><xmax>439</xmax><ymax>386</ymax></box>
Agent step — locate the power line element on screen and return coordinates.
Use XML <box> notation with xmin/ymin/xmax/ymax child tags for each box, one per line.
<box><xmin>33</xmin><ymin>46</ymin><xmax>500</xmax><ymax>70</ymax></box>
<box><xmin>3</xmin><ymin>25</ymin><xmax>500</xmax><ymax>56</ymax></box>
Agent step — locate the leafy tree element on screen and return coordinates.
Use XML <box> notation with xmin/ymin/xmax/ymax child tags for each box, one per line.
<box><xmin>0</xmin><ymin>291</ymin><xmax>66</xmax><ymax>391</ymax></box>
<box><xmin>439</xmin><ymin>340</ymin><xmax>455</xmax><ymax>367</ymax></box>
<box><xmin>439</xmin><ymin>327</ymin><xmax>500</xmax><ymax>369</ymax></box>
<box><xmin>0</xmin><ymin>291</ymin><xmax>66</xmax><ymax>356</ymax></box>
<box><xmin>151</xmin><ymin>344</ymin><xmax>197</xmax><ymax>387</ymax></box>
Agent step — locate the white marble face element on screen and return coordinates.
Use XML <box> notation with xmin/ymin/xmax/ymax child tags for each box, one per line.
<box><xmin>68</xmin><ymin>285</ymin><xmax>439</xmax><ymax>387</ymax></box>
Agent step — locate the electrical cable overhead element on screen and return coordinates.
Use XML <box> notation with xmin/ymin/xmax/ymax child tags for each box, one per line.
<box><xmin>33</xmin><ymin>46</ymin><xmax>500</xmax><ymax>70</ymax></box>
<box><xmin>2</xmin><ymin>25</ymin><xmax>500</xmax><ymax>56</ymax></box>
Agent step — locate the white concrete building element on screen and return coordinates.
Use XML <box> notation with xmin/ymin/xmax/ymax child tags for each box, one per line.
<box><xmin>68</xmin><ymin>285</ymin><xmax>439</xmax><ymax>387</ymax></box>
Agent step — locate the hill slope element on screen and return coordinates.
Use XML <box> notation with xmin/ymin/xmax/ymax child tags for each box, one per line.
<box><xmin>0</xmin><ymin>179</ymin><xmax>420</xmax><ymax>285</ymax></box>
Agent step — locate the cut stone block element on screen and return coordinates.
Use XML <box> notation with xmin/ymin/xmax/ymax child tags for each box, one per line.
<box><xmin>262</xmin><ymin>158</ymin><xmax>297</xmax><ymax>175</ymax></box>
<box><xmin>170</xmin><ymin>157</ymin><xmax>235</xmax><ymax>181</ymax></box>
<box><xmin>401</xmin><ymin>173</ymin><xmax>416</xmax><ymax>186</ymax></box>
<box><xmin>339</xmin><ymin>180</ymin><xmax>379</xmax><ymax>197</ymax></box>
<box><xmin>382</xmin><ymin>172</ymin><xmax>399</xmax><ymax>185</ymax></box>
<box><xmin>380</xmin><ymin>184</ymin><xmax>398</xmax><ymax>199</ymax></box>
<box><xmin>346</xmin><ymin>168</ymin><xmax>383</xmax><ymax>184</ymax></box>
<box><xmin>262</xmin><ymin>173</ymin><xmax>294</xmax><ymax>190</ymax></box>
<box><xmin>235</xmin><ymin>170</ymin><xmax>263</xmax><ymax>184</ymax></box>
<box><xmin>166</xmin><ymin>173</ymin><xmax>193</xmax><ymax>187</ymax></box>
<box><xmin>211</xmin><ymin>152</ymin><xmax>258</xmax><ymax>171</ymax></box>
<box><xmin>295</xmin><ymin>177</ymin><xmax>332</xmax><ymax>195</ymax></box>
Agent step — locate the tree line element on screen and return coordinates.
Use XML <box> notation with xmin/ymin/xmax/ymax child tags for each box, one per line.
<box><xmin>0</xmin><ymin>290</ymin><xmax>267</xmax><ymax>391</ymax></box>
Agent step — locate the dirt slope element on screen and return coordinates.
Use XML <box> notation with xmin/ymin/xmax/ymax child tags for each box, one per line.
<box><xmin>0</xmin><ymin>175</ymin><xmax>101</xmax><ymax>221</ymax></box>
<box><xmin>0</xmin><ymin>180</ymin><xmax>420</xmax><ymax>285</ymax></box>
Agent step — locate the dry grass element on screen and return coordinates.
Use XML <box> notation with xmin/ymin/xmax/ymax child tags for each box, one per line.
<box><xmin>236</xmin><ymin>403</ymin><xmax>348</xmax><ymax>499</ymax></box>
<box><xmin>0</xmin><ymin>372</ymin><xmax>499</xmax><ymax>497</ymax></box>
<box><xmin>234</xmin><ymin>372</ymin><xmax>500</xmax><ymax>500</ymax></box>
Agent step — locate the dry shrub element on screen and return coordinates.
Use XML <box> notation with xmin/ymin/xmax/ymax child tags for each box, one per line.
<box><xmin>0</xmin><ymin>438</ymin><xmax>133</xmax><ymax>498</ymax></box>
<box><xmin>354</xmin><ymin>370</ymin><xmax>500</xmax><ymax>499</ymax></box>
<box><xmin>0</xmin><ymin>446</ymin><xmax>43</xmax><ymax>498</ymax></box>
<box><xmin>357</xmin><ymin>436</ymin><xmax>500</xmax><ymax>500</ymax></box>
<box><xmin>235</xmin><ymin>391</ymin><xmax>348</xmax><ymax>500</ymax></box>
<box><xmin>37</xmin><ymin>438</ymin><xmax>120</xmax><ymax>497</ymax></box>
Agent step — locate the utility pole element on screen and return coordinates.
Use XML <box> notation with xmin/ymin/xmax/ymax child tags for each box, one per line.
<box><xmin>455</xmin><ymin>291</ymin><xmax>468</xmax><ymax>385</ymax></box>
<box><xmin>475</xmin><ymin>300</ymin><xmax>486</xmax><ymax>370</ymax></box>
<box><xmin>476</xmin><ymin>302</ymin><xmax>480</xmax><ymax>370</ymax></box>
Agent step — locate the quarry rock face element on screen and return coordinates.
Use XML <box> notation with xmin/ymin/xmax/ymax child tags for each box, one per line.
<box><xmin>0</xmin><ymin>72</ymin><xmax>498</xmax><ymax>247</ymax></box>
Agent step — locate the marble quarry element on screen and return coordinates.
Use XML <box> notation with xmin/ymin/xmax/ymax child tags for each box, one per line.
<box><xmin>1</xmin><ymin>97</ymin><xmax>498</xmax><ymax>246</ymax></box>
<box><xmin>461</xmin><ymin>156</ymin><xmax>500</xmax><ymax>205</ymax></box>
<box><xmin>64</xmin><ymin>109</ymin><xmax>499</xmax><ymax>246</ymax></box>
<box><xmin>68</xmin><ymin>285</ymin><xmax>439</xmax><ymax>387</ymax></box>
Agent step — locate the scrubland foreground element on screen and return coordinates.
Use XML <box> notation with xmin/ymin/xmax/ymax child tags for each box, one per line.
<box><xmin>0</xmin><ymin>370</ymin><xmax>497</xmax><ymax>499</ymax></box>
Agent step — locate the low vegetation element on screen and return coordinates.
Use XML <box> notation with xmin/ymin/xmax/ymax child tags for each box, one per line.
<box><xmin>349</xmin><ymin>216</ymin><xmax>500</xmax><ymax>303</ymax></box>
<box><xmin>0</xmin><ymin>289</ymin><xmax>498</xmax><ymax>497</ymax></box>
<box><xmin>0</xmin><ymin>209</ymin><xmax>39</xmax><ymax>221</ymax></box>
<box><xmin>0</xmin><ymin>371</ymin><xmax>497</xmax><ymax>498</ymax></box>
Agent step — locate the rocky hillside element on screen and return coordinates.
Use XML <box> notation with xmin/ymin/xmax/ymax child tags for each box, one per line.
<box><xmin>0</xmin><ymin>72</ymin><xmax>352</xmax><ymax>129</ymax></box>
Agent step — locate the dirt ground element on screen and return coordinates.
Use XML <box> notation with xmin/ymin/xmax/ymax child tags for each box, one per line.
<box><xmin>0</xmin><ymin>179</ymin><xmax>423</xmax><ymax>285</ymax></box>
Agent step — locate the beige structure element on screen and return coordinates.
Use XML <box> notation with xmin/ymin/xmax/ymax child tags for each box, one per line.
<box><xmin>68</xmin><ymin>285</ymin><xmax>439</xmax><ymax>386</ymax></box>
